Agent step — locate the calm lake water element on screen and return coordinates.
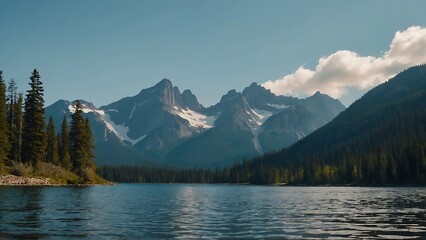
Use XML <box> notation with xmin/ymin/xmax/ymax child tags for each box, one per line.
<box><xmin>0</xmin><ymin>184</ymin><xmax>426</xmax><ymax>239</ymax></box>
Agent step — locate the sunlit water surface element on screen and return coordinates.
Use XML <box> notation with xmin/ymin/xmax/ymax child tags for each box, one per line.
<box><xmin>0</xmin><ymin>184</ymin><xmax>426</xmax><ymax>239</ymax></box>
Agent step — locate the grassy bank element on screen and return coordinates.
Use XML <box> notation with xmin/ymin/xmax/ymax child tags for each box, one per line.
<box><xmin>1</xmin><ymin>162</ymin><xmax>110</xmax><ymax>185</ymax></box>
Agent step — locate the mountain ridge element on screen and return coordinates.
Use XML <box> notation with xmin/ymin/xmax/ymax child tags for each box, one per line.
<box><xmin>45</xmin><ymin>79</ymin><xmax>346</xmax><ymax>168</ymax></box>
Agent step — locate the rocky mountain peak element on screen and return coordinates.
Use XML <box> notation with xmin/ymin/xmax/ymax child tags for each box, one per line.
<box><xmin>182</xmin><ymin>89</ymin><xmax>202</xmax><ymax>111</ymax></box>
<box><xmin>72</xmin><ymin>99</ymin><xmax>97</xmax><ymax>110</ymax></box>
<box><xmin>243</xmin><ymin>82</ymin><xmax>265</xmax><ymax>93</ymax></box>
<box><xmin>154</xmin><ymin>78</ymin><xmax>173</xmax><ymax>89</ymax></box>
<box><xmin>242</xmin><ymin>82</ymin><xmax>274</xmax><ymax>100</ymax></box>
<box><xmin>141</xmin><ymin>78</ymin><xmax>180</xmax><ymax>107</ymax></box>
<box><xmin>307</xmin><ymin>91</ymin><xmax>337</xmax><ymax>102</ymax></box>
<box><xmin>220</xmin><ymin>89</ymin><xmax>240</xmax><ymax>102</ymax></box>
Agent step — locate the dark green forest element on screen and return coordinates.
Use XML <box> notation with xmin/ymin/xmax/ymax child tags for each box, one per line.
<box><xmin>0</xmin><ymin>69</ymin><xmax>100</xmax><ymax>183</ymax></box>
<box><xmin>98</xmin><ymin>65</ymin><xmax>426</xmax><ymax>185</ymax></box>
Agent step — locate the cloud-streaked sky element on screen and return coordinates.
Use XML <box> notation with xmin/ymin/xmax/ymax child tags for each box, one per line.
<box><xmin>1</xmin><ymin>0</ymin><xmax>426</xmax><ymax>107</ymax></box>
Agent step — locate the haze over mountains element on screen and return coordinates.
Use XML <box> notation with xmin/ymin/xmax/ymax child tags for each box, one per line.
<box><xmin>45</xmin><ymin>80</ymin><xmax>345</xmax><ymax>168</ymax></box>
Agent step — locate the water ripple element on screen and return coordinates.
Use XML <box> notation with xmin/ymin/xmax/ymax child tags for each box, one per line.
<box><xmin>0</xmin><ymin>185</ymin><xmax>426</xmax><ymax>239</ymax></box>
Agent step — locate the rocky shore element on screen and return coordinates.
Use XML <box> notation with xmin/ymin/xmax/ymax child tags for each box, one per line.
<box><xmin>0</xmin><ymin>175</ymin><xmax>51</xmax><ymax>186</ymax></box>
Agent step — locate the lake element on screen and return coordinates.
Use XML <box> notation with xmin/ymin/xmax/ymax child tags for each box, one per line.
<box><xmin>0</xmin><ymin>184</ymin><xmax>425</xmax><ymax>239</ymax></box>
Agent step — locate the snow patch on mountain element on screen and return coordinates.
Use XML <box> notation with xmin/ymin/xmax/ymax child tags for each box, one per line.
<box><xmin>296</xmin><ymin>131</ymin><xmax>304</xmax><ymax>140</ymax></box>
<box><xmin>252</xmin><ymin>136</ymin><xmax>262</xmax><ymax>154</ymax></box>
<box><xmin>68</xmin><ymin>104</ymin><xmax>99</xmax><ymax>114</ymax></box>
<box><xmin>248</xmin><ymin>108</ymin><xmax>273</xmax><ymax>154</ymax></box>
<box><xmin>102</xmin><ymin>110</ymin><xmax>147</xmax><ymax>145</ymax></box>
<box><xmin>248</xmin><ymin>108</ymin><xmax>273</xmax><ymax>127</ymax></box>
<box><xmin>172</xmin><ymin>107</ymin><xmax>217</xmax><ymax>129</ymax></box>
<box><xmin>205</xmin><ymin>113</ymin><xmax>219</xmax><ymax>127</ymax></box>
<box><xmin>67</xmin><ymin>105</ymin><xmax>77</xmax><ymax>113</ymax></box>
<box><xmin>68</xmin><ymin>104</ymin><xmax>146</xmax><ymax>145</ymax></box>
<box><xmin>129</xmin><ymin>105</ymin><xmax>136</xmax><ymax>119</ymax></box>
<box><xmin>267</xmin><ymin>103</ymin><xmax>290</xmax><ymax>110</ymax></box>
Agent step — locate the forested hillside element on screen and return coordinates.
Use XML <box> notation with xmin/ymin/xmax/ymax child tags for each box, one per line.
<box><xmin>243</xmin><ymin>65</ymin><xmax>426</xmax><ymax>184</ymax></box>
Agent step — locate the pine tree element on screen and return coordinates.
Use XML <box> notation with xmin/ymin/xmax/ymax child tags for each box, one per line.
<box><xmin>70</xmin><ymin>101</ymin><xmax>96</xmax><ymax>179</ymax></box>
<box><xmin>12</xmin><ymin>93</ymin><xmax>24</xmax><ymax>162</ymax></box>
<box><xmin>22</xmin><ymin>69</ymin><xmax>46</xmax><ymax>166</ymax></box>
<box><xmin>7</xmin><ymin>78</ymin><xmax>17</xmax><ymax>137</ymax></box>
<box><xmin>84</xmin><ymin>117</ymin><xmax>95</xmax><ymax>170</ymax></box>
<box><xmin>70</xmin><ymin>100</ymin><xmax>87</xmax><ymax>175</ymax></box>
<box><xmin>46</xmin><ymin>116</ymin><xmax>59</xmax><ymax>164</ymax></box>
<box><xmin>56</xmin><ymin>132</ymin><xmax>62</xmax><ymax>165</ymax></box>
<box><xmin>7</xmin><ymin>79</ymin><xmax>22</xmax><ymax>162</ymax></box>
<box><xmin>59</xmin><ymin>115</ymin><xmax>72</xmax><ymax>170</ymax></box>
<box><xmin>0</xmin><ymin>71</ymin><xmax>10</xmax><ymax>166</ymax></box>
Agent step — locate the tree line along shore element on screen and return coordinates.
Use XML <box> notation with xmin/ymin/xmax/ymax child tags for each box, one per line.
<box><xmin>0</xmin><ymin>69</ymin><xmax>107</xmax><ymax>185</ymax></box>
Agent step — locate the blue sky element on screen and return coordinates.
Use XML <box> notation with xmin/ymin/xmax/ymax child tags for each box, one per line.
<box><xmin>1</xmin><ymin>0</ymin><xmax>426</xmax><ymax>107</ymax></box>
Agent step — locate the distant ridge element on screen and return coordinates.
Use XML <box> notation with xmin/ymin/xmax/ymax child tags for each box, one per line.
<box><xmin>245</xmin><ymin>65</ymin><xmax>426</xmax><ymax>184</ymax></box>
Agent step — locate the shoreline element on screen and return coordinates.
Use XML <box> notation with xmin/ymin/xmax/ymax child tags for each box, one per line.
<box><xmin>97</xmin><ymin>182</ymin><xmax>425</xmax><ymax>187</ymax></box>
<box><xmin>0</xmin><ymin>175</ymin><xmax>51</xmax><ymax>186</ymax></box>
<box><xmin>0</xmin><ymin>175</ymin><xmax>113</xmax><ymax>187</ymax></box>
<box><xmin>2</xmin><ymin>175</ymin><xmax>422</xmax><ymax>187</ymax></box>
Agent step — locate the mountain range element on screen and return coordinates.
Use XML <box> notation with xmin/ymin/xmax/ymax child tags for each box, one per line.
<box><xmin>45</xmin><ymin>79</ymin><xmax>345</xmax><ymax>168</ymax></box>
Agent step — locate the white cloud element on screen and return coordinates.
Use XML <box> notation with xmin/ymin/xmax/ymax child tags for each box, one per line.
<box><xmin>262</xmin><ymin>26</ymin><xmax>426</xmax><ymax>105</ymax></box>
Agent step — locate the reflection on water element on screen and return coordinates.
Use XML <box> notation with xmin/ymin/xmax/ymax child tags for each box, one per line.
<box><xmin>0</xmin><ymin>187</ymin><xmax>44</xmax><ymax>239</ymax></box>
<box><xmin>0</xmin><ymin>185</ymin><xmax>426</xmax><ymax>239</ymax></box>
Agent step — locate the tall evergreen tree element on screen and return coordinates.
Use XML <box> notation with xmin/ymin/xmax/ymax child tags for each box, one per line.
<box><xmin>0</xmin><ymin>71</ymin><xmax>10</xmax><ymax>166</ymax></box>
<box><xmin>46</xmin><ymin>116</ymin><xmax>59</xmax><ymax>164</ymax></box>
<box><xmin>70</xmin><ymin>101</ymin><xmax>96</xmax><ymax>178</ymax></box>
<box><xmin>7</xmin><ymin>79</ymin><xmax>22</xmax><ymax>162</ymax></box>
<box><xmin>56</xmin><ymin>132</ymin><xmax>62</xmax><ymax>164</ymax></box>
<box><xmin>59</xmin><ymin>115</ymin><xmax>72</xmax><ymax>170</ymax></box>
<box><xmin>84</xmin><ymin>117</ymin><xmax>95</xmax><ymax>170</ymax></box>
<box><xmin>22</xmin><ymin>69</ymin><xmax>46</xmax><ymax>166</ymax></box>
<box><xmin>11</xmin><ymin>93</ymin><xmax>24</xmax><ymax>162</ymax></box>
<box><xmin>70</xmin><ymin>100</ymin><xmax>87</xmax><ymax>175</ymax></box>
<box><xmin>7</xmin><ymin>78</ymin><xmax>17</xmax><ymax>135</ymax></box>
